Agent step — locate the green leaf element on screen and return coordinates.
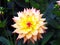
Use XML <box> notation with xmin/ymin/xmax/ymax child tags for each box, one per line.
<box><xmin>0</xmin><ymin>19</ymin><xmax>6</xmax><ymax>28</ymax></box>
<box><xmin>28</xmin><ymin>41</ymin><xmax>38</xmax><ymax>45</ymax></box>
<box><xmin>55</xmin><ymin>30</ymin><xmax>60</xmax><ymax>38</ymax></box>
<box><xmin>0</xmin><ymin>36</ymin><xmax>10</xmax><ymax>45</ymax></box>
<box><xmin>17</xmin><ymin>40</ymin><xmax>23</xmax><ymax>45</ymax></box>
<box><xmin>41</xmin><ymin>31</ymin><xmax>54</xmax><ymax>45</ymax></box>
<box><xmin>14</xmin><ymin>0</ymin><xmax>29</xmax><ymax>8</ymax></box>
<box><xmin>30</xmin><ymin>0</ymin><xmax>39</xmax><ymax>9</ymax></box>
<box><xmin>51</xmin><ymin>39</ymin><xmax>60</xmax><ymax>45</ymax></box>
<box><xmin>25</xmin><ymin>0</ymin><xmax>29</xmax><ymax>3</ymax></box>
<box><xmin>7</xmin><ymin>0</ymin><xmax>12</xmax><ymax>2</ymax></box>
<box><xmin>48</xmin><ymin>20</ymin><xmax>60</xmax><ymax>29</ymax></box>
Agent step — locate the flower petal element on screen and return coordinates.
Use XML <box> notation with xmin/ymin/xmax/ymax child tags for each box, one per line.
<box><xmin>32</xmin><ymin>30</ymin><xmax>38</xmax><ymax>35</ymax></box>
<box><xmin>12</xmin><ymin>16</ymin><xmax>20</xmax><ymax>22</ymax></box>
<box><xmin>41</xmin><ymin>26</ymin><xmax>47</xmax><ymax>29</ymax></box>
<box><xmin>12</xmin><ymin>29</ymin><xmax>23</xmax><ymax>34</ymax></box>
<box><xmin>26</xmin><ymin>32</ymin><xmax>32</xmax><ymax>39</ymax></box>
<box><xmin>38</xmin><ymin>28</ymin><xmax>45</xmax><ymax>33</ymax></box>
<box><xmin>17</xmin><ymin>12</ymin><xmax>23</xmax><ymax>17</ymax></box>
<box><xmin>56</xmin><ymin>1</ymin><xmax>60</xmax><ymax>6</ymax></box>
<box><xmin>11</xmin><ymin>24</ymin><xmax>19</xmax><ymax>28</ymax></box>
<box><xmin>37</xmin><ymin>34</ymin><xmax>43</xmax><ymax>40</ymax></box>
<box><xmin>30</xmin><ymin>38</ymin><xmax>35</xmax><ymax>44</ymax></box>
<box><xmin>32</xmin><ymin>35</ymin><xmax>37</xmax><ymax>41</ymax></box>
<box><xmin>17</xmin><ymin>34</ymin><xmax>25</xmax><ymax>39</ymax></box>
<box><xmin>23</xmin><ymin>37</ymin><xmax>27</xmax><ymax>43</ymax></box>
<box><xmin>40</xmin><ymin>18</ymin><xmax>46</xmax><ymax>21</ymax></box>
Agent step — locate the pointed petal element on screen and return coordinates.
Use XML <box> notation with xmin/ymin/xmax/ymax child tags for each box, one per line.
<box><xmin>26</xmin><ymin>33</ymin><xmax>32</xmax><ymax>39</ymax></box>
<box><xmin>30</xmin><ymin>38</ymin><xmax>35</xmax><ymax>44</ymax></box>
<box><xmin>11</xmin><ymin>24</ymin><xmax>19</xmax><ymax>28</ymax></box>
<box><xmin>41</xmin><ymin>26</ymin><xmax>47</xmax><ymax>29</ymax></box>
<box><xmin>39</xmin><ymin>22</ymin><xmax>47</xmax><ymax>26</ymax></box>
<box><xmin>39</xmin><ymin>14</ymin><xmax>43</xmax><ymax>18</ymax></box>
<box><xmin>32</xmin><ymin>30</ymin><xmax>38</xmax><ymax>35</ymax></box>
<box><xmin>38</xmin><ymin>28</ymin><xmax>44</xmax><ymax>33</ymax></box>
<box><xmin>12</xmin><ymin>29</ymin><xmax>23</xmax><ymax>34</ymax></box>
<box><xmin>12</xmin><ymin>16</ymin><xmax>19</xmax><ymax>22</ymax></box>
<box><xmin>32</xmin><ymin>35</ymin><xmax>37</xmax><ymax>41</ymax></box>
<box><xmin>40</xmin><ymin>18</ymin><xmax>46</xmax><ymax>21</ymax></box>
<box><xmin>37</xmin><ymin>34</ymin><xmax>43</xmax><ymax>40</ymax></box>
<box><xmin>23</xmin><ymin>37</ymin><xmax>27</xmax><ymax>43</ymax></box>
<box><xmin>17</xmin><ymin>12</ymin><xmax>22</xmax><ymax>17</ymax></box>
<box><xmin>17</xmin><ymin>34</ymin><xmax>25</xmax><ymax>39</ymax></box>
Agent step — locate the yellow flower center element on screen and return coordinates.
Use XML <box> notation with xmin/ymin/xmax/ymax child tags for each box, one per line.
<box><xmin>18</xmin><ymin>15</ymin><xmax>39</xmax><ymax>33</ymax></box>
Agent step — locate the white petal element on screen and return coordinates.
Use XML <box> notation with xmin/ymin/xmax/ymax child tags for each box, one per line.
<box><xmin>56</xmin><ymin>1</ymin><xmax>60</xmax><ymax>5</ymax></box>
<box><xmin>40</xmin><ymin>18</ymin><xmax>46</xmax><ymax>21</ymax></box>
<box><xmin>17</xmin><ymin>12</ymin><xmax>22</xmax><ymax>17</ymax></box>
<box><xmin>12</xmin><ymin>16</ymin><xmax>20</xmax><ymax>22</ymax></box>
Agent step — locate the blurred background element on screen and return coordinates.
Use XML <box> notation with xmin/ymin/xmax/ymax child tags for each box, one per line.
<box><xmin>0</xmin><ymin>0</ymin><xmax>60</xmax><ymax>45</ymax></box>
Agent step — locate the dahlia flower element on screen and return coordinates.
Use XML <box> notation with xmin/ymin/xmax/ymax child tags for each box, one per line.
<box><xmin>56</xmin><ymin>1</ymin><xmax>60</xmax><ymax>6</ymax></box>
<box><xmin>12</xmin><ymin>8</ymin><xmax>47</xmax><ymax>43</ymax></box>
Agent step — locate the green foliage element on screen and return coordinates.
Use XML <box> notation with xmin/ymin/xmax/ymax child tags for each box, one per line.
<box><xmin>30</xmin><ymin>0</ymin><xmax>40</xmax><ymax>9</ymax></box>
<box><xmin>0</xmin><ymin>7</ymin><xmax>5</xmax><ymax>14</ymax></box>
<box><xmin>51</xmin><ymin>39</ymin><xmax>60</xmax><ymax>45</ymax></box>
<box><xmin>41</xmin><ymin>31</ymin><xmax>54</xmax><ymax>45</ymax></box>
<box><xmin>29</xmin><ymin>41</ymin><xmax>38</xmax><ymax>45</ymax></box>
<box><xmin>29</xmin><ymin>0</ymin><xmax>48</xmax><ymax>12</ymax></box>
<box><xmin>0</xmin><ymin>36</ymin><xmax>10</xmax><ymax>45</ymax></box>
<box><xmin>48</xmin><ymin>19</ymin><xmax>60</xmax><ymax>29</ymax></box>
<box><xmin>52</xmin><ymin>4</ymin><xmax>60</xmax><ymax>17</ymax></box>
<box><xmin>0</xmin><ymin>19</ymin><xmax>6</xmax><ymax>28</ymax></box>
<box><xmin>7</xmin><ymin>0</ymin><xmax>12</xmax><ymax>2</ymax></box>
<box><xmin>25</xmin><ymin>0</ymin><xmax>29</xmax><ymax>3</ymax></box>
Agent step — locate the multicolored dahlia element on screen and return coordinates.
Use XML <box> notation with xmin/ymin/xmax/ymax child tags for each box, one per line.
<box><xmin>12</xmin><ymin>8</ymin><xmax>47</xmax><ymax>43</ymax></box>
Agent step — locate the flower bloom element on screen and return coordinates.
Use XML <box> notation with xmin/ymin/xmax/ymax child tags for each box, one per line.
<box><xmin>56</xmin><ymin>1</ymin><xmax>60</xmax><ymax>6</ymax></box>
<box><xmin>12</xmin><ymin>8</ymin><xmax>47</xmax><ymax>43</ymax></box>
